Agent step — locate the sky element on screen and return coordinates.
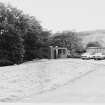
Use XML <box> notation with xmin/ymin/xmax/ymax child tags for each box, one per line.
<box><xmin>0</xmin><ymin>0</ymin><xmax>105</xmax><ymax>32</ymax></box>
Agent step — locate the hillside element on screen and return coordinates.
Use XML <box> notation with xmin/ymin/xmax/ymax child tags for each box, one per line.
<box><xmin>78</xmin><ymin>30</ymin><xmax>105</xmax><ymax>48</ymax></box>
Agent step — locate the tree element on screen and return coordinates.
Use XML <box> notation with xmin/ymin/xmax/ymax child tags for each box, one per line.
<box><xmin>36</xmin><ymin>30</ymin><xmax>51</xmax><ymax>58</ymax></box>
<box><xmin>0</xmin><ymin>3</ymin><xmax>25</xmax><ymax>64</ymax></box>
<box><xmin>0</xmin><ymin>2</ymin><xmax>46</xmax><ymax>63</ymax></box>
<box><xmin>23</xmin><ymin>16</ymin><xmax>49</xmax><ymax>60</ymax></box>
<box><xmin>49</xmin><ymin>31</ymin><xmax>83</xmax><ymax>56</ymax></box>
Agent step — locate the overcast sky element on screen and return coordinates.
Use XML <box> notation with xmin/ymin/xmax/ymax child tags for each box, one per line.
<box><xmin>1</xmin><ymin>0</ymin><xmax>105</xmax><ymax>32</ymax></box>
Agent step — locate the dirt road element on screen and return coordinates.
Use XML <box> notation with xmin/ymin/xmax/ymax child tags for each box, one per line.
<box><xmin>20</xmin><ymin>59</ymin><xmax>105</xmax><ymax>102</ymax></box>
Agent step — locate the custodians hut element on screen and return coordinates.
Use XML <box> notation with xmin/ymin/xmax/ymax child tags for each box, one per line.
<box><xmin>49</xmin><ymin>46</ymin><xmax>68</xmax><ymax>59</ymax></box>
<box><xmin>39</xmin><ymin>46</ymin><xmax>68</xmax><ymax>59</ymax></box>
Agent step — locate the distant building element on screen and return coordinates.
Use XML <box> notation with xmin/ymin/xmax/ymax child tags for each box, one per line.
<box><xmin>86</xmin><ymin>47</ymin><xmax>105</xmax><ymax>54</ymax></box>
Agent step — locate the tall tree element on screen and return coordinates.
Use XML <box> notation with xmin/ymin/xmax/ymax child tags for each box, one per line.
<box><xmin>0</xmin><ymin>2</ymin><xmax>46</xmax><ymax>63</ymax></box>
<box><xmin>0</xmin><ymin>3</ymin><xmax>25</xmax><ymax>64</ymax></box>
<box><xmin>49</xmin><ymin>31</ymin><xmax>84</xmax><ymax>55</ymax></box>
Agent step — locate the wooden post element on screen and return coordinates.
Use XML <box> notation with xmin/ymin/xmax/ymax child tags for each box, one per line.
<box><xmin>49</xmin><ymin>46</ymin><xmax>54</xmax><ymax>59</ymax></box>
<box><xmin>55</xmin><ymin>46</ymin><xmax>58</xmax><ymax>59</ymax></box>
<box><xmin>64</xmin><ymin>48</ymin><xmax>67</xmax><ymax>58</ymax></box>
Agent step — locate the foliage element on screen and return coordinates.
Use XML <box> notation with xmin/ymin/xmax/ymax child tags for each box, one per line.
<box><xmin>24</xmin><ymin>30</ymin><xmax>51</xmax><ymax>60</ymax></box>
<box><xmin>49</xmin><ymin>31</ymin><xmax>84</xmax><ymax>56</ymax></box>
<box><xmin>0</xmin><ymin>2</ymin><xmax>50</xmax><ymax>64</ymax></box>
<box><xmin>0</xmin><ymin>3</ymin><xmax>25</xmax><ymax>64</ymax></box>
<box><xmin>0</xmin><ymin>2</ymin><xmax>86</xmax><ymax>64</ymax></box>
<box><xmin>0</xmin><ymin>59</ymin><xmax>14</xmax><ymax>66</ymax></box>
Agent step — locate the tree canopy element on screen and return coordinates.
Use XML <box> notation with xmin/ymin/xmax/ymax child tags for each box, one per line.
<box><xmin>0</xmin><ymin>2</ymin><xmax>50</xmax><ymax>64</ymax></box>
<box><xmin>49</xmin><ymin>31</ymin><xmax>84</xmax><ymax>55</ymax></box>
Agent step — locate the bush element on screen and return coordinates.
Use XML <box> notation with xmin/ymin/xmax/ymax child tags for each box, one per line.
<box><xmin>0</xmin><ymin>59</ymin><xmax>14</xmax><ymax>66</ymax></box>
<box><xmin>68</xmin><ymin>53</ymin><xmax>81</xmax><ymax>58</ymax></box>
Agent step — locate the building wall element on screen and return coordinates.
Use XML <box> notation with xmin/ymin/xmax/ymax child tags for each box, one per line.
<box><xmin>86</xmin><ymin>47</ymin><xmax>105</xmax><ymax>54</ymax></box>
<box><xmin>49</xmin><ymin>46</ymin><xmax>68</xmax><ymax>59</ymax></box>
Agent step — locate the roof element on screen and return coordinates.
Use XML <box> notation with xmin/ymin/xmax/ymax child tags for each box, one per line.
<box><xmin>87</xmin><ymin>47</ymin><xmax>105</xmax><ymax>49</ymax></box>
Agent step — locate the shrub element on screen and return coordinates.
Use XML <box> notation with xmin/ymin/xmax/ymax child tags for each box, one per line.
<box><xmin>0</xmin><ymin>59</ymin><xmax>14</xmax><ymax>66</ymax></box>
